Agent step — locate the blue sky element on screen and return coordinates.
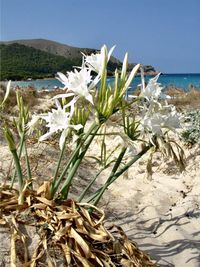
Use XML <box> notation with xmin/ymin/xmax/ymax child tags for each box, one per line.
<box><xmin>0</xmin><ymin>0</ymin><xmax>199</xmax><ymax>73</ymax></box>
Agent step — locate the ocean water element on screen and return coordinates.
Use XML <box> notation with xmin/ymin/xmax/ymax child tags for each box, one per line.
<box><xmin>9</xmin><ymin>73</ymin><xmax>200</xmax><ymax>91</ymax></box>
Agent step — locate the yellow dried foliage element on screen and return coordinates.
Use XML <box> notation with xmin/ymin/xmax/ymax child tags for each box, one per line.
<box><xmin>0</xmin><ymin>186</ymin><xmax>157</xmax><ymax>266</ymax></box>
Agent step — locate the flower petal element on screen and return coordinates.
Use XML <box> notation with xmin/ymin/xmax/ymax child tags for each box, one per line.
<box><xmin>85</xmin><ymin>93</ymin><xmax>94</xmax><ymax>105</ymax></box>
<box><xmin>57</xmin><ymin>72</ymin><xmax>68</xmax><ymax>84</ymax></box>
<box><xmin>1</xmin><ymin>80</ymin><xmax>11</xmax><ymax>105</ymax></box>
<box><xmin>52</xmin><ymin>93</ymin><xmax>75</xmax><ymax>100</ymax></box>
<box><xmin>108</xmin><ymin>45</ymin><xmax>116</xmax><ymax>61</ymax></box>
<box><xmin>59</xmin><ymin>129</ymin><xmax>68</xmax><ymax>150</ymax></box>
<box><xmin>39</xmin><ymin>131</ymin><xmax>55</xmax><ymax>142</ymax></box>
<box><xmin>69</xmin><ymin>124</ymin><xmax>83</xmax><ymax>130</ymax></box>
<box><xmin>124</xmin><ymin>64</ymin><xmax>140</xmax><ymax>90</ymax></box>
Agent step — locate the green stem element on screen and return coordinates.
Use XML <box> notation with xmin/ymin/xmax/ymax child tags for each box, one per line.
<box><xmin>50</xmin><ymin>122</ymin><xmax>99</xmax><ymax>198</ymax></box>
<box><xmin>11</xmin><ymin>149</ymin><xmax>24</xmax><ymax>192</ymax></box>
<box><xmin>77</xmin><ymin>161</ymin><xmax>113</xmax><ymax>202</ymax></box>
<box><xmin>50</xmin><ymin>138</ymin><xmax>66</xmax><ymax>196</ymax></box>
<box><xmin>88</xmin><ymin>145</ymin><xmax>151</xmax><ymax>204</ymax></box>
<box><xmin>60</xmin><ymin>125</ymin><xmax>100</xmax><ymax>199</ymax></box>
<box><xmin>10</xmin><ymin>132</ymin><xmax>25</xmax><ymax>188</ymax></box>
<box><xmin>92</xmin><ymin>147</ymin><xmax>127</xmax><ymax>206</ymax></box>
<box><xmin>24</xmin><ymin>140</ymin><xmax>32</xmax><ymax>187</ymax></box>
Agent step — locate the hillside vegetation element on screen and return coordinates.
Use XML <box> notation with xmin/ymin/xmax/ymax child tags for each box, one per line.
<box><xmin>0</xmin><ymin>39</ymin><xmax>156</xmax><ymax>80</ymax></box>
<box><xmin>0</xmin><ymin>43</ymin><xmax>81</xmax><ymax>80</ymax></box>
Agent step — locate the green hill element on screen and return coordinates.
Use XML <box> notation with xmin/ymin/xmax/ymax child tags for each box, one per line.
<box><xmin>0</xmin><ymin>38</ymin><xmax>122</xmax><ymax>66</ymax></box>
<box><xmin>0</xmin><ymin>43</ymin><xmax>82</xmax><ymax>80</ymax></box>
<box><xmin>0</xmin><ymin>39</ymin><xmax>156</xmax><ymax>80</ymax></box>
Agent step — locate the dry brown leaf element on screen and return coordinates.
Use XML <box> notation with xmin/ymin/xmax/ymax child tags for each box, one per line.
<box><xmin>70</xmin><ymin>227</ymin><xmax>92</xmax><ymax>259</ymax></box>
<box><xmin>36</xmin><ymin>181</ymin><xmax>51</xmax><ymax>197</ymax></box>
<box><xmin>61</xmin><ymin>243</ymin><xmax>71</xmax><ymax>265</ymax></box>
<box><xmin>71</xmin><ymin>249</ymin><xmax>94</xmax><ymax>267</ymax></box>
<box><xmin>0</xmin><ymin>198</ymin><xmax>18</xmax><ymax>208</ymax></box>
<box><xmin>30</xmin><ymin>241</ymin><xmax>44</xmax><ymax>267</ymax></box>
<box><xmin>55</xmin><ymin>212</ymin><xmax>79</xmax><ymax>220</ymax></box>
<box><xmin>0</xmin><ymin>218</ymin><xmax>7</xmax><ymax>225</ymax></box>
<box><xmin>10</xmin><ymin>232</ymin><xmax>17</xmax><ymax>267</ymax></box>
<box><xmin>83</xmin><ymin>222</ymin><xmax>109</xmax><ymax>241</ymax></box>
<box><xmin>53</xmin><ymin>222</ymin><xmax>71</xmax><ymax>241</ymax></box>
<box><xmin>42</xmin><ymin>238</ymin><xmax>56</xmax><ymax>267</ymax></box>
<box><xmin>35</xmin><ymin>196</ymin><xmax>54</xmax><ymax>207</ymax></box>
<box><xmin>31</xmin><ymin>203</ymin><xmax>47</xmax><ymax>209</ymax></box>
<box><xmin>78</xmin><ymin>202</ymin><xmax>105</xmax><ymax>226</ymax></box>
<box><xmin>4</xmin><ymin>203</ymin><xmax>28</xmax><ymax>210</ymax></box>
<box><xmin>26</xmin><ymin>195</ymin><xmax>31</xmax><ymax>206</ymax></box>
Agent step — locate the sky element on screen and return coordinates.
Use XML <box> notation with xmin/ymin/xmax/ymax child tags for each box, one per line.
<box><xmin>0</xmin><ymin>0</ymin><xmax>199</xmax><ymax>73</ymax></box>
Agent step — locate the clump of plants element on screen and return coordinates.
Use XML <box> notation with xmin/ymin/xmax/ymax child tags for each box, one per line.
<box><xmin>166</xmin><ymin>86</ymin><xmax>200</xmax><ymax>110</ymax></box>
<box><xmin>181</xmin><ymin>109</ymin><xmax>200</xmax><ymax>145</ymax></box>
<box><xmin>0</xmin><ymin>45</ymin><xmax>185</xmax><ymax>266</ymax></box>
<box><xmin>0</xmin><ymin>84</ymin><xmax>39</xmax><ymax>115</ymax></box>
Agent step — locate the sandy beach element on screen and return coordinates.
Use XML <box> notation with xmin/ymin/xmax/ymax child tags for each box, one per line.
<box><xmin>0</xmin><ymin>88</ymin><xmax>199</xmax><ymax>266</ymax></box>
<box><xmin>102</xmin><ymin>143</ymin><xmax>200</xmax><ymax>266</ymax></box>
<box><xmin>0</xmin><ymin>121</ymin><xmax>199</xmax><ymax>266</ymax></box>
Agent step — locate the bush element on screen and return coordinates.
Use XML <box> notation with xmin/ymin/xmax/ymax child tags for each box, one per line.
<box><xmin>181</xmin><ymin>109</ymin><xmax>200</xmax><ymax>145</ymax></box>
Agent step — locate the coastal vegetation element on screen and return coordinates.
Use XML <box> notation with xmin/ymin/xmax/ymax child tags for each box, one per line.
<box><xmin>1</xmin><ymin>45</ymin><xmax>197</xmax><ymax>266</ymax></box>
<box><xmin>181</xmin><ymin>109</ymin><xmax>200</xmax><ymax>145</ymax></box>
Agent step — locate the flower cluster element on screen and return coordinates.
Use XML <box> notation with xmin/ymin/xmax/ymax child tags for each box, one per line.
<box><xmin>28</xmin><ymin>45</ymin><xmax>116</xmax><ymax>149</ymax></box>
<box><xmin>2</xmin><ymin>44</ymin><xmax>184</xmax><ymax>203</ymax></box>
<box><xmin>38</xmin><ymin>99</ymin><xmax>82</xmax><ymax>149</ymax></box>
<box><xmin>54</xmin><ymin>45</ymin><xmax>115</xmax><ymax>105</ymax></box>
<box><xmin>139</xmin><ymin>73</ymin><xmax>181</xmax><ymax>140</ymax></box>
<box><xmin>27</xmin><ymin>45</ymin><xmax>181</xmax><ymax>150</ymax></box>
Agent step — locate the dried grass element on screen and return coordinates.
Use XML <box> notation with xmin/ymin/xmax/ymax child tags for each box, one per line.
<box><xmin>131</xmin><ymin>86</ymin><xmax>200</xmax><ymax>111</ymax></box>
<box><xmin>165</xmin><ymin>86</ymin><xmax>200</xmax><ymax>111</ymax></box>
<box><xmin>0</xmin><ymin>186</ymin><xmax>156</xmax><ymax>266</ymax></box>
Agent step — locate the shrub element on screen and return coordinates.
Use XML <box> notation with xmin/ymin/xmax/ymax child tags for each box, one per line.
<box><xmin>181</xmin><ymin>109</ymin><xmax>200</xmax><ymax>145</ymax></box>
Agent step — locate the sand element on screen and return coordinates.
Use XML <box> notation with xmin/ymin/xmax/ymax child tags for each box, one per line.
<box><xmin>102</xmin><ymin>143</ymin><xmax>200</xmax><ymax>266</ymax></box>
<box><xmin>0</xmin><ymin>104</ymin><xmax>199</xmax><ymax>266</ymax></box>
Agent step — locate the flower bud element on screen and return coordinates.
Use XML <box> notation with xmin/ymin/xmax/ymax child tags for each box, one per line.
<box><xmin>3</xmin><ymin>126</ymin><xmax>16</xmax><ymax>151</ymax></box>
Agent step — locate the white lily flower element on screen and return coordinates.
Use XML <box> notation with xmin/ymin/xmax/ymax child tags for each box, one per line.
<box><xmin>84</xmin><ymin>45</ymin><xmax>115</xmax><ymax>76</ymax></box>
<box><xmin>139</xmin><ymin>72</ymin><xmax>170</xmax><ymax>101</ymax></box>
<box><xmin>163</xmin><ymin>106</ymin><xmax>181</xmax><ymax>131</ymax></box>
<box><xmin>39</xmin><ymin>99</ymin><xmax>83</xmax><ymax>149</ymax></box>
<box><xmin>26</xmin><ymin>114</ymin><xmax>41</xmax><ymax>135</ymax></box>
<box><xmin>56</xmin><ymin>66</ymin><xmax>95</xmax><ymax>104</ymax></box>
<box><xmin>140</xmin><ymin>73</ymin><xmax>162</xmax><ymax>100</ymax></box>
<box><xmin>140</xmin><ymin>102</ymin><xmax>181</xmax><ymax>139</ymax></box>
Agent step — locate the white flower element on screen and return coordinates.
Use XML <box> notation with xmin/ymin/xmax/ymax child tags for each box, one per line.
<box><xmin>39</xmin><ymin>100</ymin><xmax>82</xmax><ymax>149</ymax></box>
<box><xmin>141</xmin><ymin>112</ymin><xmax>164</xmax><ymax>136</ymax></box>
<box><xmin>139</xmin><ymin>72</ymin><xmax>170</xmax><ymax>101</ymax></box>
<box><xmin>56</xmin><ymin>66</ymin><xmax>95</xmax><ymax>104</ymax></box>
<box><xmin>26</xmin><ymin>114</ymin><xmax>41</xmax><ymax>134</ymax></box>
<box><xmin>140</xmin><ymin>102</ymin><xmax>181</xmax><ymax>138</ymax></box>
<box><xmin>163</xmin><ymin>105</ymin><xmax>181</xmax><ymax>131</ymax></box>
<box><xmin>84</xmin><ymin>45</ymin><xmax>115</xmax><ymax>76</ymax></box>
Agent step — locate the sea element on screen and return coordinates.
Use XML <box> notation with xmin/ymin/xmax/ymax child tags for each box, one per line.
<box><xmin>7</xmin><ymin>73</ymin><xmax>200</xmax><ymax>92</ymax></box>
